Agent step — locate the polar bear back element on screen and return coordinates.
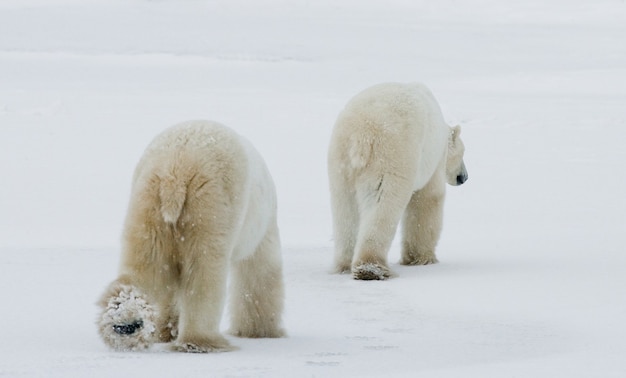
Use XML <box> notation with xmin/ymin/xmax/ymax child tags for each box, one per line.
<box><xmin>331</xmin><ymin>82</ymin><xmax>450</xmax><ymax>191</ymax></box>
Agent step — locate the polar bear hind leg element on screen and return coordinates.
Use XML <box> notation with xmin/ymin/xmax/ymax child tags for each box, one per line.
<box><xmin>352</xmin><ymin>174</ymin><xmax>414</xmax><ymax>280</ymax></box>
<box><xmin>229</xmin><ymin>222</ymin><xmax>286</xmax><ymax>338</ymax></box>
<box><xmin>329</xmin><ymin>175</ymin><xmax>360</xmax><ymax>274</ymax></box>
<box><xmin>171</xmin><ymin>236</ymin><xmax>235</xmax><ymax>353</ymax></box>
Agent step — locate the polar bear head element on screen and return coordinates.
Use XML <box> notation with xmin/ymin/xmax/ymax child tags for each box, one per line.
<box><xmin>446</xmin><ymin>125</ymin><xmax>468</xmax><ymax>186</ymax></box>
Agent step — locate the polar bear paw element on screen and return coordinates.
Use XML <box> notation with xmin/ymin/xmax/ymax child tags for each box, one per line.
<box><xmin>353</xmin><ymin>263</ymin><xmax>391</xmax><ymax>280</ymax></box>
<box><xmin>171</xmin><ymin>335</ymin><xmax>237</xmax><ymax>353</ymax></box>
<box><xmin>98</xmin><ymin>284</ymin><xmax>157</xmax><ymax>351</ymax></box>
<box><xmin>400</xmin><ymin>254</ymin><xmax>439</xmax><ymax>266</ymax></box>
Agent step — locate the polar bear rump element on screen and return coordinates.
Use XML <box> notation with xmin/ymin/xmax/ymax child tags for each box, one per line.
<box><xmin>97</xmin><ymin>120</ymin><xmax>285</xmax><ymax>352</ymax></box>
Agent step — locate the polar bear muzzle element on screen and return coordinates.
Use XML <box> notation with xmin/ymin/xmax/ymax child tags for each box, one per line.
<box><xmin>455</xmin><ymin>162</ymin><xmax>468</xmax><ymax>186</ymax></box>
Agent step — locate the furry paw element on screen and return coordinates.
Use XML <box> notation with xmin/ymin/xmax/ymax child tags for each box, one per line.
<box><xmin>400</xmin><ymin>254</ymin><xmax>439</xmax><ymax>266</ymax></box>
<box><xmin>230</xmin><ymin>325</ymin><xmax>286</xmax><ymax>339</ymax></box>
<box><xmin>334</xmin><ymin>264</ymin><xmax>352</xmax><ymax>275</ymax></box>
<box><xmin>171</xmin><ymin>335</ymin><xmax>237</xmax><ymax>353</ymax></box>
<box><xmin>352</xmin><ymin>263</ymin><xmax>391</xmax><ymax>280</ymax></box>
<box><xmin>98</xmin><ymin>283</ymin><xmax>157</xmax><ymax>351</ymax></box>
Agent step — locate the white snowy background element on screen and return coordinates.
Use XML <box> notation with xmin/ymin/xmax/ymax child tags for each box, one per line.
<box><xmin>1</xmin><ymin>0</ymin><xmax>625</xmax><ymax>376</ymax></box>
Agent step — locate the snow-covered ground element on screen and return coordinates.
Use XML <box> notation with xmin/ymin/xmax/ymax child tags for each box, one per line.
<box><xmin>1</xmin><ymin>0</ymin><xmax>625</xmax><ymax>376</ymax></box>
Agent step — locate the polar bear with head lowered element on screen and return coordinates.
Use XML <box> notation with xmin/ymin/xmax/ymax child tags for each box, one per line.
<box><xmin>98</xmin><ymin>120</ymin><xmax>285</xmax><ymax>352</ymax></box>
<box><xmin>328</xmin><ymin>82</ymin><xmax>468</xmax><ymax>280</ymax></box>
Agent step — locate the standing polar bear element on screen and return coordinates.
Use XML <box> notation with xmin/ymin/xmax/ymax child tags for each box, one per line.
<box><xmin>328</xmin><ymin>82</ymin><xmax>468</xmax><ymax>280</ymax></box>
<box><xmin>98</xmin><ymin>120</ymin><xmax>285</xmax><ymax>352</ymax></box>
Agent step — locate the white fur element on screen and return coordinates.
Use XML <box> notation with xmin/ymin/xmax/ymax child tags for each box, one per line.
<box><xmin>328</xmin><ymin>82</ymin><xmax>467</xmax><ymax>280</ymax></box>
<box><xmin>98</xmin><ymin>120</ymin><xmax>285</xmax><ymax>352</ymax></box>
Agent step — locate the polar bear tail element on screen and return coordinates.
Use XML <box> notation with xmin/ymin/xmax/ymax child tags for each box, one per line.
<box><xmin>347</xmin><ymin>135</ymin><xmax>375</xmax><ymax>170</ymax></box>
<box><xmin>159</xmin><ymin>174</ymin><xmax>187</xmax><ymax>224</ymax></box>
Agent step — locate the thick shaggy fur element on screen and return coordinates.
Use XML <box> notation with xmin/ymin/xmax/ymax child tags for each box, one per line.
<box><xmin>98</xmin><ymin>120</ymin><xmax>285</xmax><ymax>352</ymax></box>
<box><xmin>328</xmin><ymin>82</ymin><xmax>468</xmax><ymax>280</ymax></box>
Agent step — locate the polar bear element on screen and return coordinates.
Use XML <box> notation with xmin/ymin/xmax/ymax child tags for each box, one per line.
<box><xmin>328</xmin><ymin>82</ymin><xmax>468</xmax><ymax>280</ymax></box>
<box><xmin>97</xmin><ymin>120</ymin><xmax>285</xmax><ymax>352</ymax></box>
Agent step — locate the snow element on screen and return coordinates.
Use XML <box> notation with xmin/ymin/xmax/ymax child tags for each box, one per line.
<box><xmin>1</xmin><ymin>0</ymin><xmax>625</xmax><ymax>376</ymax></box>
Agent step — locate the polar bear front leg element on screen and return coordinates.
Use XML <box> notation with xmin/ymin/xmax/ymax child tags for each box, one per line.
<box><xmin>400</xmin><ymin>174</ymin><xmax>445</xmax><ymax>265</ymax></box>
<box><xmin>229</xmin><ymin>222</ymin><xmax>286</xmax><ymax>339</ymax></box>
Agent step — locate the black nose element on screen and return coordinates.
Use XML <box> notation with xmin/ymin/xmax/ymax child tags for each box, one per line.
<box><xmin>456</xmin><ymin>173</ymin><xmax>468</xmax><ymax>185</ymax></box>
<box><xmin>113</xmin><ymin>320</ymin><xmax>144</xmax><ymax>335</ymax></box>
